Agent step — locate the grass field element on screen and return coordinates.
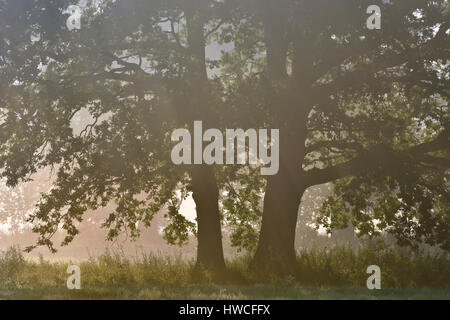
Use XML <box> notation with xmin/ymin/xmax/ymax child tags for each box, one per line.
<box><xmin>1</xmin><ymin>245</ymin><xmax>448</xmax><ymax>300</ymax></box>
<box><xmin>1</xmin><ymin>284</ymin><xmax>449</xmax><ymax>300</ymax></box>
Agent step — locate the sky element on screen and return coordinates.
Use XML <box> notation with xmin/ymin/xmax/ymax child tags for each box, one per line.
<box><xmin>179</xmin><ymin>193</ymin><xmax>197</xmax><ymax>223</ymax></box>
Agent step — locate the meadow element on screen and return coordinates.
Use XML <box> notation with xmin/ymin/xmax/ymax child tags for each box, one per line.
<box><xmin>0</xmin><ymin>245</ymin><xmax>448</xmax><ymax>300</ymax></box>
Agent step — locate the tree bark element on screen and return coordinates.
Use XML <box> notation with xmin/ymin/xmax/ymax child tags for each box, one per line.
<box><xmin>253</xmin><ymin>132</ymin><xmax>306</xmax><ymax>274</ymax></box>
<box><xmin>191</xmin><ymin>165</ymin><xmax>226</xmax><ymax>272</ymax></box>
<box><xmin>252</xmin><ymin>0</ymin><xmax>309</xmax><ymax>275</ymax></box>
<box><xmin>183</xmin><ymin>3</ymin><xmax>226</xmax><ymax>273</ymax></box>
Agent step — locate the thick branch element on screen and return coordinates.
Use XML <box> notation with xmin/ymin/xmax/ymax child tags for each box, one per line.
<box><xmin>304</xmin><ymin>131</ymin><xmax>450</xmax><ymax>187</ymax></box>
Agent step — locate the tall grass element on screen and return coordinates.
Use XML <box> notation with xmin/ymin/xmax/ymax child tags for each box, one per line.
<box><xmin>294</xmin><ymin>243</ymin><xmax>449</xmax><ymax>288</ymax></box>
<box><xmin>0</xmin><ymin>244</ymin><xmax>448</xmax><ymax>290</ymax></box>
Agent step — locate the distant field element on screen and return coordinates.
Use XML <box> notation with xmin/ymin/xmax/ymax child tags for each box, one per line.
<box><xmin>1</xmin><ymin>245</ymin><xmax>448</xmax><ymax>300</ymax></box>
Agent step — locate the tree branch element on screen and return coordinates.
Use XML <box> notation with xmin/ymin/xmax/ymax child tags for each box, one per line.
<box><xmin>305</xmin><ymin>141</ymin><xmax>364</xmax><ymax>154</ymax></box>
<box><xmin>303</xmin><ymin>131</ymin><xmax>450</xmax><ymax>187</ymax></box>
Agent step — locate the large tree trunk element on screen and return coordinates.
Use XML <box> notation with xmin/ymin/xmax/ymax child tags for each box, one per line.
<box><xmin>254</xmin><ymin>176</ymin><xmax>304</xmax><ymax>273</ymax></box>
<box><xmin>191</xmin><ymin>165</ymin><xmax>226</xmax><ymax>272</ymax></box>
<box><xmin>183</xmin><ymin>3</ymin><xmax>226</xmax><ymax>274</ymax></box>
<box><xmin>253</xmin><ymin>132</ymin><xmax>305</xmax><ymax>274</ymax></box>
<box><xmin>252</xmin><ymin>0</ymin><xmax>308</xmax><ymax>276</ymax></box>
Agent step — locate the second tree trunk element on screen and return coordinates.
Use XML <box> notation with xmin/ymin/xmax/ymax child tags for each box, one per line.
<box><xmin>191</xmin><ymin>165</ymin><xmax>226</xmax><ymax>272</ymax></box>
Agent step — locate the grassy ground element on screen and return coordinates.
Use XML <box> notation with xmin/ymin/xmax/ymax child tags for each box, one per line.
<box><xmin>1</xmin><ymin>284</ymin><xmax>449</xmax><ymax>300</ymax></box>
<box><xmin>0</xmin><ymin>245</ymin><xmax>448</xmax><ymax>300</ymax></box>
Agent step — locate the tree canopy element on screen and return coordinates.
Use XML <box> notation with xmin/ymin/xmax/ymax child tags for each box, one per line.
<box><xmin>0</xmin><ymin>0</ymin><xmax>449</xmax><ymax>274</ymax></box>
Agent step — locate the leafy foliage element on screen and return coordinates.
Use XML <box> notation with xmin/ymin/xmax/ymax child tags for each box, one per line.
<box><xmin>0</xmin><ymin>0</ymin><xmax>449</xmax><ymax>255</ymax></box>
